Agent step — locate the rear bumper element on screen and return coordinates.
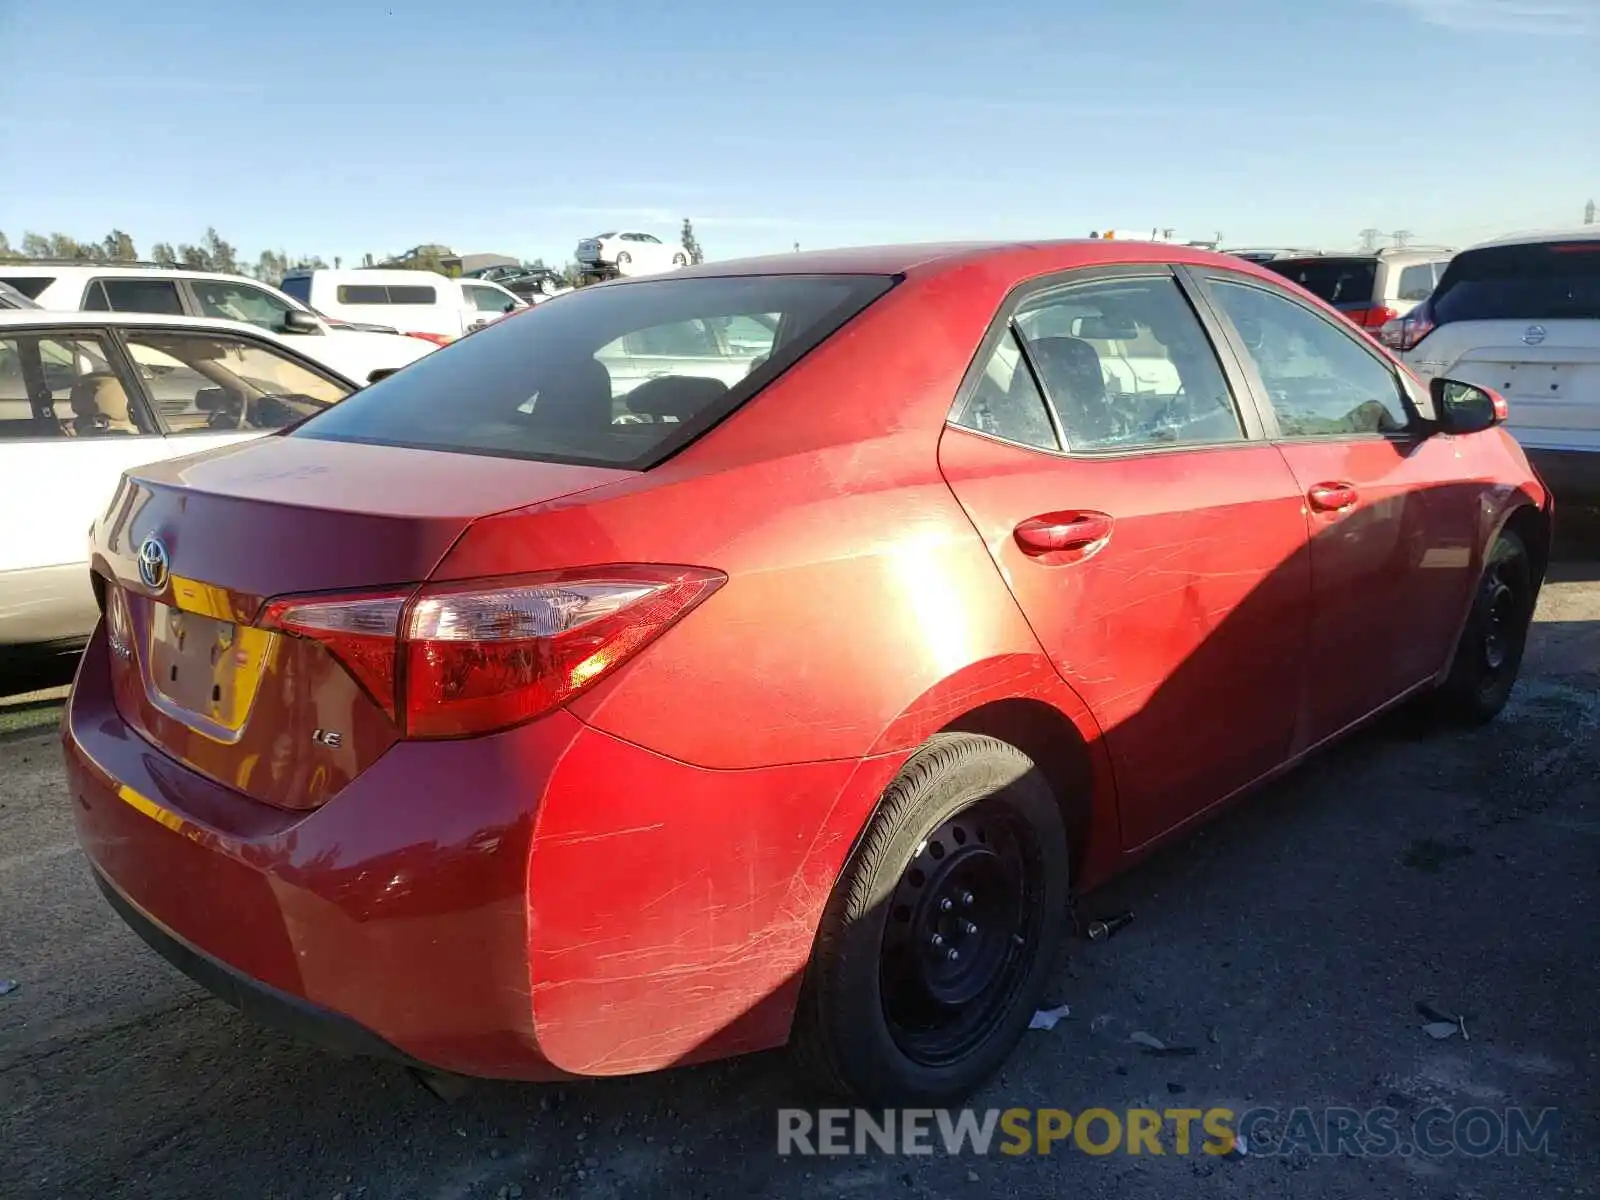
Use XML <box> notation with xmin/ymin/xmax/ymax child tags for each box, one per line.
<box><xmin>92</xmin><ymin>865</ymin><xmax>429</xmax><ymax>1070</ymax></box>
<box><xmin>64</xmin><ymin>628</ymin><xmax>893</xmax><ymax>1080</ymax></box>
<box><xmin>1524</xmin><ymin>448</ymin><xmax>1600</xmax><ymax>505</ymax></box>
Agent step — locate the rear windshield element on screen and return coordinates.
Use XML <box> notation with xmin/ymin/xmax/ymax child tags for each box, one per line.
<box><xmin>0</xmin><ymin>276</ymin><xmax>54</xmax><ymax>300</ymax></box>
<box><xmin>293</xmin><ymin>273</ymin><xmax>895</xmax><ymax>469</ymax></box>
<box><xmin>1263</xmin><ymin>258</ymin><xmax>1378</xmax><ymax>307</ymax></box>
<box><xmin>1431</xmin><ymin>240</ymin><xmax>1600</xmax><ymax>325</ymax></box>
<box><xmin>279</xmin><ymin>276</ymin><xmax>312</xmax><ymax>303</ymax></box>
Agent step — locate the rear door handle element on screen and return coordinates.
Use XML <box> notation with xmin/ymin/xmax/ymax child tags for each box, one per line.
<box><xmin>1014</xmin><ymin>511</ymin><xmax>1114</xmax><ymax>556</ymax></box>
<box><xmin>1307</xmin><ymin>482</ymin><xmax>1358</xmax><ymax>512</ymax></box>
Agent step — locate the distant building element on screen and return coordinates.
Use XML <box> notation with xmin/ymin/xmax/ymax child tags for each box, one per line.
<box><xmin>449</xmin><ymin>252</ymin><xmax>521</xmax><ymax>274</ymax></box>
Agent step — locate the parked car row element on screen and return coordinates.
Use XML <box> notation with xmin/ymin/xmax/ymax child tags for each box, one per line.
<box><xmin>0</xmin><ymin>265</ymin><xmax>437</xmax><ymax>381</ymax></box>
<box><xmin>1235</xmin><ymin>230</ymin><xmax>1598</xmax><ymax>501</ymax></box>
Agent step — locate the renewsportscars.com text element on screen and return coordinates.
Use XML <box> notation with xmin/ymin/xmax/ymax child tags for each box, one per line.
<box><xmin>777</xmin><ymin>1106</ymin><xmax>1560</xmax><ymax>1159</ymax></box>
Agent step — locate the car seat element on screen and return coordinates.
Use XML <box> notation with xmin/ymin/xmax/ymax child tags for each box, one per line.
<box><xmin>526</xmin><ymin>355</ymin><xmax>617</xmax><ymax>435</ymax></box>
<box><xmin>1027</xmin><ymin>337</ymin><xmax>1115</xmax><ymax>447</ymax></box>
<box><xmin>68</xmin><ymin>373</ymin><xmax>140</xmax><ymax>436</ymax></box>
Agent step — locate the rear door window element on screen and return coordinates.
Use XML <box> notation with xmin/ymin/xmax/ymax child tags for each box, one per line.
<box><xmin>294</xmin><ymin>274</ymin><xmax>895</xmax><ymax>469</ymax></box>
<box><xmin>1431</xmin><ymin>240</ymin><xmax>1600</xmax><ymax>325</ymax></box>
<box><xmin>334</xmin><ymin>283</ymin><xmax>440</xmax><ymax>305</ymax></box>
<box><xmin>1264</xmin><ymin>258</ymin><xmax>1378</xmax><ymax>309</ymax></box>
<box><xmin>1012</xmin><ymin>275</ymin><xmax>1245</xmax><ymax>452</ymax></box>
<box><xmin>0</xmin><ymin>333</ymin><xmax>150</xmax><ymax>438</ymax></box>
<box><xmin>89</xmin><ymin>278</ymin><xmax>186</xmax><ymax>316</ymax></box>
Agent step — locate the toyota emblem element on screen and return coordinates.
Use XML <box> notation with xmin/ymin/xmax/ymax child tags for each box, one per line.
<box><xmin>137</xmin><ymin>536</ymin><xmax>170</xmax><ymax>590</ymax></box>
<box><xmin>1523</xmin><ymin>324</ymin><xmax>1547</xmax><ymax>346</ymax></box>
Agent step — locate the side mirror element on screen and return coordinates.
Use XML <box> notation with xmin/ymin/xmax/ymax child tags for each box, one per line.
<box><xmin>1431</xmin><ymin>378</ymin><xmax>1507</xmax><ymax>435</ymax></box>
<box><xmin>283</xmin><ymin>309</ymin><xmax>321</xmax><ymax>335</ymax></box>
<box><xmin>503</xmin><ymin>300</ymin><xmax>517</xmax><ymax>313</ymax></box>
<box><xmin>365</xmin><ymin>367</ymin><xmax>399</xmax><ymax>385</ymax></box>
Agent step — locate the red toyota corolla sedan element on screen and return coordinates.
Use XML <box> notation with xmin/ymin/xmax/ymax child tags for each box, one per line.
<box><xmin>65</xmin><ymin>241</ymin><xmax>1550</xmax><ymax>1105</ymax></box>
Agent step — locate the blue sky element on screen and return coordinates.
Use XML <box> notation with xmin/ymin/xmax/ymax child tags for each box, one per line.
<box><xmin>1</xmin><ymin>0</ymin><xmax>1596</xmax><ymax>267</ymax></box>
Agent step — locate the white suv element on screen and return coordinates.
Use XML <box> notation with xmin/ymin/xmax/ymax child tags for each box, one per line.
<box><xmin>1386</xmin><ymin>229</ymin><xmax>1600</xmax><ymax>502</ymax></box>
<box><xmin>0</xmin><ymin>265</ymin><xmax>436</xmax><ymax>384</ymax></box>
<box><xmin>574</xmin><ymin>232</ymin><xmax>689</xmax><ymax>280</ymax></box>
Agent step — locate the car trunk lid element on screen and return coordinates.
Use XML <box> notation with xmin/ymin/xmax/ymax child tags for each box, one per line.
<box><xmin>95</xmin><ymin>435</ymin><xmax>633</xmax><ymax>810</ymax></box>
<box><xmin>1410</xmin><ymin>319</ymin><xmax>1600</xmax><ymax>451</ymax></box>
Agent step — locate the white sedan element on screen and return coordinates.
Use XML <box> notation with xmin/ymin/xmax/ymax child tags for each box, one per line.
<box><xmin>574</xmin><ymin>231</ymin><xmax>689</xmax><ymax>278</ymax></box>
<box><xmin>0</xmin><ymin>309</ymin><xmax>362</xmax><ymax>647</ymax></box>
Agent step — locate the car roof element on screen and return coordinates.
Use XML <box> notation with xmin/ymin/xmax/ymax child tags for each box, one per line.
<box><xmin>663</xmin><ymin>239</ymin><xmax>1279</xmax><ymax>283</ymax></box>
<box><xmin>1465</xmin><ymin>227</ymin><xmax>1600</xmax><ymax>252</ymax></box>
<box><xmin>0</xmin><ymin>263</ymin><xmax>274</xmax><ymax>287</ymax></box>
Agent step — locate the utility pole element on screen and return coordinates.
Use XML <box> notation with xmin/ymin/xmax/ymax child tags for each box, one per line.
<box><xmin>1358</xmin><ymin>228</ymin><xmax>1382</xmax><ymax>252</ymax></box>
<box><xmin>1585</xmin><ymin>199</ymin><xmax>1596</xmax><ymax>225</ymax></box>
<box><xmin>1390</xmin><ymin>229</ymin><xmax>1413</xmax><ymax>248</ymax></box>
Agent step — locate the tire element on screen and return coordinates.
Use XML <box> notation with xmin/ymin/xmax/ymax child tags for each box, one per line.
<box><xmin>791</xmin><ymin>733</ymin><xmax>1069</xmax><ymax>1105</ymax></box>
<box><xmin>672</xmin><ymin>252</ymin><xmax>688</xmax><ymax>267</ymax></box>
<box><xmin>615</xmin><ymin>251</ymin><xmax>632</xmax><ymax>268</ymax></box>
<box><xmin>1433</xmin><ymin>529</ymin><xmax>1534</xmax><ymax>725</ymax></box>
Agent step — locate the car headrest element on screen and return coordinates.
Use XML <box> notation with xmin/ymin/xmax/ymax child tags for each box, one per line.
<box><xmin>624</xmin><ymin>375</ymin><xmax>729</xmax><ymax>422</ymax></box>
<box><xmin>70</xmin><ymin>373</ymin><xmax>134</xmax><ymax>424</ymax></box>
<box><xmin>1028</xmin><ymin>337</ymin><xmax>1106</xmax><ymax>400</ymax></box>
<box><xmin>525</xmin><ymin>356</ymin><xmax>615</xmax><ymax>433</ymax></box>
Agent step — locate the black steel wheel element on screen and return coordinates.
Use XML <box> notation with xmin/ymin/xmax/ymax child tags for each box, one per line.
<box><xmin>1435</xmin><ymin>528</ymin><xmax>1535</xmax><ymax>724</ymax></box>
<box><xmin>791</xmin><ymin>733</ymin><xmax>1069</xmax><ymax>1105</ymax></box>
<box><xmin>879</xmin><ymin>802</ymin><xmax>1047</xmax><ymax>1067</ymax></box>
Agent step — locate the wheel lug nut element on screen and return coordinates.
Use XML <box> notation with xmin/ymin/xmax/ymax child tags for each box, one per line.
<box><xmin>939</xmin><ymin>898</ymin><xmax>953</xmax><ymax>912</ymax></box>
<box><xmin>929</xmin><ymin>934</ymin><xmax>944</xmax><ymax>948</ymax></box>
<box><xmin>963</xmin><ymin>921</ymin><xmax>978</xmax><ymax>935</ymax></box>
<box><xmin>946</xmin><ymin>948</ymin><xmax>960</xmax><ymax>962</ymax></box>
<box><xmin>960</xmin><ymin>891</ymin><xmax>974</xmax><ymax>907</ymax></box>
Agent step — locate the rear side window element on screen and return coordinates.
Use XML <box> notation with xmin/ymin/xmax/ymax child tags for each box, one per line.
<box><xmin>1432</xmin><ymin>241</ymin><xmax>1600</xmax><ymax>325</ymax></box>
<box><xmin>1396</xmin><ymin>263</ymin><xmax>1437</xmax><ymax>302</ymax></box>
<box><xmin>1264</xmin><ymin>258</ymin><xmax>1378</xmax><ymax>308</ymax></box>
<box><xmin>335</xmin><ymin>283</ymin><xmax>439</xmax><ymax>305</ymax></box>
<box><xmin>0</xmin><ymin>276</ymin><xmax>54</xmax><ymax>300</ymax></box>
<box><xmin>951</xmin><ymin>329</ymin><xmax>1059</xmax><ymax>451</ymax></box>
<box><xmin>89</xmin><ymin>278</ymin><xmax>185</xmax><ymax>315</ymax></box>
<box><xmin>295</xmin><ymin>274</ymin><xmax>895</xmax><ymax>469</ymax></box>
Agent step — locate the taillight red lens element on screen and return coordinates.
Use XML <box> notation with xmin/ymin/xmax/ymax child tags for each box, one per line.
<box><xmin>406</xmin><ymin>331</ymin><xmax>453</xmax><ymax>347</ymax></box>
<box><xmin>1379</xmin><ymin>305</ymin><xmax>1436</xmax><ymax>352</ymax></box>
<box><xmin>259</xmin><ymin>592</ymin><xmax>407</xmax><ymax>717</ymax></box>
<box><xmin>257</xmin><ymin>566</ymin><xmax>724</xmax><ymax>739</ymax></box>
<box><xmin>1348</xmin><ymin>305</ymin><xmax>1399</xmax><ymax>330</ymax></box>
<box><xmin>403</xmin><ymin>567</ymin><xmax>724</xmax><ymax>738</ymax></box>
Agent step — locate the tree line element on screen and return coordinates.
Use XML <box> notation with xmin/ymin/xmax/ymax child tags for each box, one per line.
<box><xmin>0</xmin><ymin>220</ymin><xmax>710</xmax><ymax>287</ymax></box>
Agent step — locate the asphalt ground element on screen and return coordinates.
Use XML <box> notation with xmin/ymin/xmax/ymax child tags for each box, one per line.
<box><xmin>1</xmin><ymin>515</ymin><xmax>1596</xmax><ymax>1200</ymax></box>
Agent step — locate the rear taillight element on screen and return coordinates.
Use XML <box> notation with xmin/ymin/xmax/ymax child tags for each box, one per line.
<box><xmin>1347</xmin><ymin>305</ymin><xmax>1399</xmax><ymax>331</ymax></box>
<box><xmin>1378</xmin><ymin>302</ymin><xmax>1436</xmax><ymax>353</ymax></box>
<box><xmin>259</xmin><ymin>591</ymin><xmax>408</xmax><ymax>716</ymax></box>
<box><xmin>406</xmin><ymin>331</ymin><xmax>453</xmax><ymax>347</ymax></box>
<box><xmin>258</xmin><ymin>566</ymin><xmax>724</xmax><ymax>739</ymax></box>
